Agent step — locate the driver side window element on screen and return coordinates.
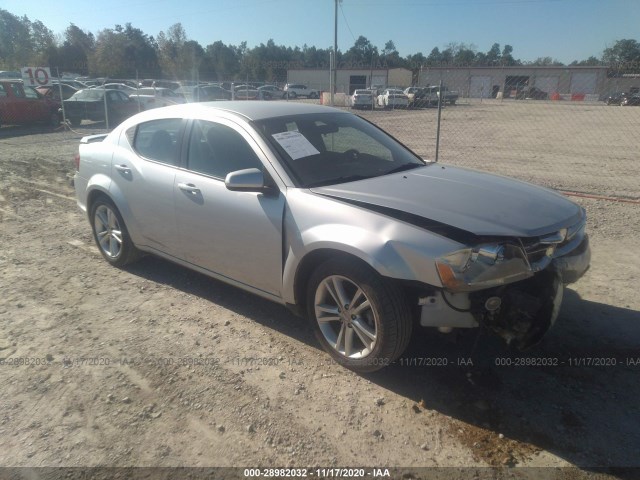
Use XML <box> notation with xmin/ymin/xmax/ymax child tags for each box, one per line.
<box><xmin>187</xmin><ymin>120</ymin><xmax>263</xmax><ymax>179</ymax></box>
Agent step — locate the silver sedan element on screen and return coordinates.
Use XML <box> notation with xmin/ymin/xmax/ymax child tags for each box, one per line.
<box><xmin>74</xmin><ymin>102</ymin><xmax>590</xmax><ymax>372</ymax></box>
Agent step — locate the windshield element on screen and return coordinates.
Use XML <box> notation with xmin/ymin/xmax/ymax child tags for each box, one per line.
<box><xmin>254</xmin><ymin>112</ymin><xmax>428</xmax><ymax>188</ymax></box>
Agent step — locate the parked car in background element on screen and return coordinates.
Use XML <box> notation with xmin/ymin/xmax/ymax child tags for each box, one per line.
<box><xmin>403</xmin><ymin>86</ymin><xmax>422</xmax><ymax>107</ymax></box>
<box><xmin>180</xmin><ymin>84</ymin><xmax>233</xmax><ymax>102</ymax></box>
<box><xmin>516</xmin><ymin>87</ymin><xmax>548</xmax><ymax>100</ymax></box>
<box><xmin>56</xmin><ymin>79</ymin><xmax>89</xmax><ymax>90</ymax></box>
<box><xmin>73</xmin><ymin>101</ymin><xmax>590</xmax><ymax>373</ymax></box>
<box><xmin>152</xmin><ymin>80</ymin><xmax>181</xmax><ymax>90</ymax></box>
<box><xmin>79</xmin><ymin>79</ymin><xmax>101</xmax><ymax>88</ymax></box>
<box><xmin>416</xmin><ymin>85</ymin><xmax>459</xmax><ymax>106</ymax></box>
<box><xmin>350</xmin><ymin>89</ymin><xmax>374</xmax><ymax>109</ymax></box>
<box><xmin>93</xmin><ymin>83</ymin><xmax>138</xmax><ymax>94</ymax></box>
<box><xmin>284</xmin><ymin>84</ymin><xmax>319</xmax><ymax>99</ymax></box>
<box><xmin>63</xmin><ymin>89</ymin><xmax>141</xmax><ymax>127</ymax></box>
<box><xmin>0</xmin><ymin>80</ymin><xmax>61</xmax><ymax>128</ymax></box>
<box><xmin>0</xmin><ymin>70</ymin><xmax>21</xmax><ymax>79</ymax></box>
<box><xmin>377</xmin><ymin>88</ymin><xmax>409</xmax><ymax>108</ymax></box>
<box><xmin>128</xmin><ymin>87</ymin><xmax>186</xmax><ymax>108</ymax></box>
<box><xmin>258</xmin><ymin>85</ymin><xmax>286</xmax><ymax>100</ymax></box>
<box><xmin>36</xmin><ymin>83</ymin><xmax>78</xmax><ymax>101</ymax></box>
<box><xmin>234</xmin><ymin>86</ymin><xmax>260</xmax><ymax>100</ymax></box>
<box><xmin>603</xmin><ymin>92</ymin><xmax>630</xmax><ymax>105</ymax></box>
<box><xmin>621</xmin><ymin>94</ymin><xmax>640</xmax><ymax>106</ymax></box>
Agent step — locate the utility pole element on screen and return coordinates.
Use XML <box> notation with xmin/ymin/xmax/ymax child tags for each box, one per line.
<box><xmin>332</xmin><ymin>0</ymin><xmax>338</xmax><ymax>106</ymax></box>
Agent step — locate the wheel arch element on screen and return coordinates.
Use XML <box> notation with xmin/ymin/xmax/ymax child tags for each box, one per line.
<box><xmin>291</xmin><ymin>249</ymin><xmax>373</xmax><ymax>315</ymax></box>
<box><xmin>85</xmin><ymin>180</ymin><xmax>143</xmax><ymax>246</ymax></box>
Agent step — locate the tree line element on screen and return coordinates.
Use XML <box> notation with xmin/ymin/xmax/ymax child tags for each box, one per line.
<box><xmin>1</xmin><ymin>8</ymin><xmax>639</xmax><ymax>82</ymax></box>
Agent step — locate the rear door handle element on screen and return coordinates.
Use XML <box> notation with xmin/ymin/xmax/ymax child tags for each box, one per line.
<box><xmin>178</xmin><ymin>183</ymin><xmax>201</xmax><ymax>195</ymax></box>
<box><xmin>114</xmin><ymin>164</ymin><xmax>131</xmax><ymax>173</ymax></box>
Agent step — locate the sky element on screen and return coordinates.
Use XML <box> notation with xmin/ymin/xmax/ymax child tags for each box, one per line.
<box><xmin>3</xmin><ymin>0</ymin><xmax>639</xmax><ymax>64</ymax></box>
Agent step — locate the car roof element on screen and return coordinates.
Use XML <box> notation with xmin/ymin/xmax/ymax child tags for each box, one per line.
<box><xmin>133</xmin><ymin>101</ymin><xmax>346</xmax><ymax>121</ymax></box>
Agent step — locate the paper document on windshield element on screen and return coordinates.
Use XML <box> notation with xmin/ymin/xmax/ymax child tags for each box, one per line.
<box><xmin>272</xmin><ymin>131</ymin><xmax>320</xmax><ymax>160</ymax></box>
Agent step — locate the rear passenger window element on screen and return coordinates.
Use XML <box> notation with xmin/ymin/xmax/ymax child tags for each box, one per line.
<box><xmin>0</xmin><ymin>85</ymin><xmax>7</xmax><ymax>97</ymax></box>
<box><xmin>129</xmin><ymin>119</ymin><xmax>183</xmax><ymax>166</ymax></box>
<box><xmin>187</xmin><ymin>120</ymin><xmax>263</xmax><ymax>179</ymax></box>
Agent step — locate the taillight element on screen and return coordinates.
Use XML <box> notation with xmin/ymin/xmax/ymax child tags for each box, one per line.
<box><xmin>74</xmin><ymin>153</ymin><xmax>80</xmax><ymax>171</ymax></box>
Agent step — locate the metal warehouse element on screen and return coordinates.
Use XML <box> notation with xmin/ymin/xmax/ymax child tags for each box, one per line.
<box><xmin>287</xmin><ymin>65</ymin><xmax>638</xmax><ymax>99</ymax></box>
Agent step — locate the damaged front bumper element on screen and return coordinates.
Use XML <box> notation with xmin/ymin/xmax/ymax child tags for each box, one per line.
<box><xmin>552</xmin><ymin>234</ymin><xmax>590</xmax><ymax>284</ymax></box>
<box><xmin>420</xmin><ymin>233</ymin><xmax>591</xmax><ymax>349</ymax></box>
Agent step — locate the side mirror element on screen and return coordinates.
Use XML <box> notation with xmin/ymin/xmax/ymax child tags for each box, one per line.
<box><xmin>225</xmin><ymin>168</ymin><xmax>273</xmax><ymax>193</ymax></box>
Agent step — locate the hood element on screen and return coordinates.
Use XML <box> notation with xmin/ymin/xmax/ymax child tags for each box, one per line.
<box><xmin>311</xmin><ymin>165</ymin><xmax>583</xmax><ymax>238</ymax></box>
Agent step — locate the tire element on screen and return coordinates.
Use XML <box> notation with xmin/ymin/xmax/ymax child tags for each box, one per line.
<box><xmin>69</xmin><ymin>116</ymin><xmax>82</xmax><ymax>127</ymax></box>
<box><xmin>309</xmin><ymin>92</ymin><xmax>318</xmax><ymax>99</ymax></box>
<box><xmin>287</xmin><ymin>91</ymin><xmax>297</xmax><ymax>99</ymax></box>
<box><xmin>90</xmin><ymin>196</ymin><xmax>140</xmax><ymax>267</ymax></box>
<box><xmin>306</xmin><ymin>257</ymin><xmax>412</xmax><ymax>373</ymax></box>
<box><xmin>48</xmin><ymin>112</ymin><xmax>61</xmax><ymax>127</ymax></box>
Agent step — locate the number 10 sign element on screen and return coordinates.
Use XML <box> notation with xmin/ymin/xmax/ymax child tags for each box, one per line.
<box><xmin>21</xmin><ymin>67</ymin><xmax>53</xmax><ymax>87</ymax></box>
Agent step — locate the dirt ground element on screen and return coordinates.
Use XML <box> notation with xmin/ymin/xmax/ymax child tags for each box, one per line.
<box><xmin>0</xmin><ymin>101</ymin><xmax>639</xmax><ymax>479</ymax></box>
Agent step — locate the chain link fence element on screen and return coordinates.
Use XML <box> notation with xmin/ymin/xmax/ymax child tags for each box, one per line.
<box><xmin>12</xmin><ymin>64</ymin><xmax>637</xmax><ymax>200</ymax></box>
<box><xmin>318</xmin><ymin>67</ymin><xmax>639</xmax><ymax>201</ymax></box>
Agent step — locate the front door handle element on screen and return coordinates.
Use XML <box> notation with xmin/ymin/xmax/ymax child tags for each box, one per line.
<box><xmin>114</xmin><ymin>164</ymin><xmax>131</xmax><ymax>173</ymax></box>
<box><xmin>178</xmin><ymin>183</ymin><xmax>201</xmax><ymax>195</ymax></box>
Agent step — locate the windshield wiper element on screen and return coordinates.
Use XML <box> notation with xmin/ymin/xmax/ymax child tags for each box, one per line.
<box><xmin>306</xmin><ymin>175</ymin><xmax>370</xmax><ymax>188</ymax></box>
<box><xmin>383</xmin><ymin>163</ymin><xmax>425</xmax><ymax>175</ymax></box>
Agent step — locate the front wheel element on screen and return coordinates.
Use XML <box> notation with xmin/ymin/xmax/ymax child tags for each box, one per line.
<box><xmin>90</xmin><ymin>197</ymin><xmax>140</xmax><ymax>267</ymax></box>
<box><xmin>306</xmin><ymin>258</ymin><xmax>412</xmax><ymax>372</ymax></box>
<box><xmin>308</xmin><ymin>92</ymin><xmax>318</xmax><ymax>99</ymax></box>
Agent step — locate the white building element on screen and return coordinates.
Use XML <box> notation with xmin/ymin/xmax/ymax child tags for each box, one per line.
<box><xmin>287</xmin><ymin>68</ymin><xmax>413</xmax><ymax>94</ymax></box>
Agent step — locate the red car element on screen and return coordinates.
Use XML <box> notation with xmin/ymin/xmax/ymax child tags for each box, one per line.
<box><xmin>0</xmin><ymin>80</ymin><xmax>61</xmax><ymax>128</ymax></box>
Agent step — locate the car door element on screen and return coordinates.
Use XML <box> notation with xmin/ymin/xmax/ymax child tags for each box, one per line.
<box><xmin>110</xmin><ymin>90</ymin><xmax>139</xmax><ymax>121</ymax></box>
<box><xmin>174</xmin><ymin>118</ymin><xmax>285</xmax><ymax>296</ymax></box>
<box><xmin>6</xmin><ymin>83</ymin><xmax>29</xmax><ymax>123</ymax></box>
<box><xmin>111</xmin><ymin>118</ymin><xmax>185</xmax><ymax>256</ymax></box>
<box><xmin>23</xmin><ymin>86</ymin><xmax>49</xmax><ymax>122</ymax></box>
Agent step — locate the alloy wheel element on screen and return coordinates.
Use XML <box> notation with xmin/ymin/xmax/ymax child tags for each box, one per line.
<box><xmin>314</xmin><ymin>275</ymin><xmax>378</xmax><ymax>358</ymax></box>
<box><xmin>94</xmin><ymin>204</ymin><xmax>123</xmax><ymax>259</ymax></box>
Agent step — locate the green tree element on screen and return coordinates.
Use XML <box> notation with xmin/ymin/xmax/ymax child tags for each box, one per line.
<box><xmin>123</xmin><ymin>23</ymin><xmax>160</xmax><ymax>78</ymax></box>
<box><xmin>343</xmin><ymin>36</ymin><xmax>377</xmax><ymax>67</ymax></box>
<box><xmin>528</xmin><ymin>56</ymin><xmax>564</xmax><ymax>66</ymax></box>
<box><xmin>381</xmin><ymin>40</ymin><xmax>402</xmax><ymax>67</ymax></box>
<box><xmin>570</xmin><ymin>56</ymin><xmax>601</xmax><ymax>66</ymax></box>
<box><xmin>426</xmin><ymin>47</ymin><xmax>442</xmax><ymax>65</ymax></box>
<box><xmin>58</xmin><ymin>24</ymin><xmax>95</xmax><ymax>75</ymax></box>
<box><xmin>0</xmin><ymin>9</ymin><xmax>32</xmax><ymax>68</ymax></box>
<box><xmin>602</xmin><ymin>39</ymin><xmax>640</xmax><ymax>64</ymax></box>
<box><xmin>157</xmin><ymin>23</ymin><xmax>202</xmax><ymax>79</ymax></box>
<box><xmin>202</xmin><ymin>41</ymin><xmax>240</xmax><ymax>81</ymax></box>
<box><xmin>485</xmin><ymin>42</ymin><xmax>501</xmax><ymax>65</ymax></box>
<box><xmin>501</xmin><ymin>44</ymin><xmax>519</xmax><ymax>66</ymax></box>
<box><xmin>91</xmin><ymin>28</ymin><xmax>128</xmax><ymax>77</ymax></box>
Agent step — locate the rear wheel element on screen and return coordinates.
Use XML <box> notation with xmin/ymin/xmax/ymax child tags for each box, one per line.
<box><xmin>309</xmin><ymin>92</ymin><xmax>318</xmax><ymax>99</ymax></box>
<box><xmin>306</xmin><ymin>258</ymin><xmax>412</xmax><ymax>372</ymax></box>
<box><xmin>287</xmin><ymin>91</ymin><xmax>297</xmax><ymax>99</ymax></box>
<box><xmin>90</xmin><ymin>197</ymin><xmax>140</xmax><ymax>267</ymax></box>
<box><xmin>69</xmin><ymin>116</ymin><xmax>81</xmax><ymax>127</ymax></box>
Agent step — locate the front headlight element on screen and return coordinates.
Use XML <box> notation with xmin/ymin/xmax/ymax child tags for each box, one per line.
<box><xmin>435</xmin><ymin>243</ymin><xmax>533</xmax><ymax>292</ymax></box>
